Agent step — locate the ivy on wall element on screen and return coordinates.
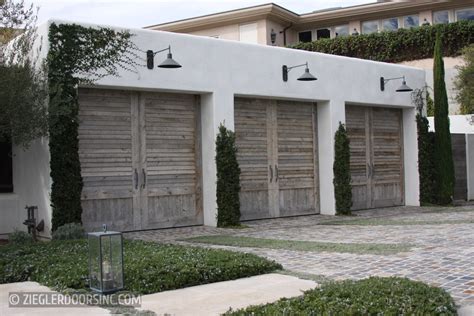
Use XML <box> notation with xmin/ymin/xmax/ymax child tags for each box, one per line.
<box><xmin>292</xmin><ymin>21</ymin><xmax>473</xmax><ymax>63</ymax></box>
<box><xmin>48</xmin><ymin>23</ymin><xmax>139</xmax><ymax>230</ymax></box>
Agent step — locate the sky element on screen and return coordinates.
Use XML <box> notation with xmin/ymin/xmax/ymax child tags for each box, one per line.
<box><xmin>24</xmin><ymin>0</ymin><xmax>376</xmax><ymax>29</ymax></box>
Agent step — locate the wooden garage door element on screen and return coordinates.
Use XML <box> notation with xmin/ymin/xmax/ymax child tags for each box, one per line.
<box><xmin>78</xmin><ymin>89</ymin><xmax>202</xmax><ymax>231</ymax></box>
<box><xmin>235</xmin><ymin>97</ymin><xmax>319</xmax><ymax>220</ymax></box>
<box><xmin>346</xmin><ymin>106</ymin><xmax>404</xmax><ymax>210</ymax></box>
<box><xmin>79</xmin><ymin>89</ymin><xmax>138</xmax><ymax>231</ymax></box>
<box><xmin>140</xmin><ymin>93</ymin><xmax>203</xmax><ymax>229</ymax></box>
<box><xmin>276</xmin><ymin>100</ymin><xmax>319</xmax><ymax>216</ymax></box>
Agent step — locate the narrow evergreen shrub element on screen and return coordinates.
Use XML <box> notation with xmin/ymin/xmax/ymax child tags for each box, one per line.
<box><xmin>333</xmin><ymin>122</ymin><xmax>352</xmax><ymax>215</ymax></box>
<box><xmin>416</xmin><ymin>114</ymin><xmax>436</xmax><ymax>204</ymax></box>
<box><xmin>293</xmin><ymin>20</ymin><xmax>473</xmax><ymax>63</ymax></box>
<box><xmin>433</xmin><ymin>31</ymin><xmax>455</xmax><ymax>205</ymax></box>
<box><xmin>215</xmin><ymin>124</ymin><xmax>241</xmax><ymax>227</ymax></box>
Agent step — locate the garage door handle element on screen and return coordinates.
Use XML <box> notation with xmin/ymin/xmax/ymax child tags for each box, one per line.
<box><xmin>275</xmin><ymin>165</ymin><xmax>279</xmax><ymax>183</ymax></box>
<box><xmin>141</xmin><ymin>169</ymin><xmax>146</xmax><ymax>189</ymax></box>
<box><xmin>134</xmin><ymin>169</ymin><xmax>138</xmax><ymax>190</ymax></box>
<box><xmin>269</xmin><ymin>165</ymin><xmax>273</xmax><ymax>182</ymax></box>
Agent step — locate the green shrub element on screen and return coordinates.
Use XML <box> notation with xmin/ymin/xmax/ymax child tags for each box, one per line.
<box><xmin>292</xmin><ymin>21</ymin><xmax>474</xmax><ymax>63</ymax></box>
<box><xmin>333</xmin><ymin>122</ymin><xmax>352</xmax><ymax>215</ymax></box>
<box><xmin>0</xmin><ymin>239</ymin><xmax>281</xmax><ymax>294</ymax></box>
<box><xmin>433</xmin><ymin>31</ymin><xmax>455</xmax><ymax>205</ymax></box>
<box><xmin>8</xmin><ymin>230</ymin><xmax>33</xmax><ymax>245</ymax></box>
<box><xmin>52</xmin><ymin>223</ymin><xmax>85</xmax><ymax>240</ymax></box>
<box><xmin>227</xmin><ymin>277</ymin><xmax>457</xmax><ymax>315</ymax></box>
<box><xmin>215</xmin><ymin>123</ymin><xmax>241</xmax><ymax>227</ymax></box>
<box><xmin>455</xmin><ymin>44</ymin><xmax>474</xmax><ymax>114</ymax></box>
<box><xmin>416</xmin><ymin>114</ymin><xmax>436</xmax><ymax>205</ymax></box>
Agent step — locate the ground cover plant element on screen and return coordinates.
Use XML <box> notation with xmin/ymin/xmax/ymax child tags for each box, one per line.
<box><xmin>226</xmin><ymin>277</ymin><xmax>457</xmax><ymax>316</ymax></box>
<box><xmin>185</xmin><ymin>235</ymin><xmax>412</xmax><ymax>255</ymax></box>
<box><xmin>0</xmin><ymin>239</ymin><xmax>281</xmax><ymax>294</ymax></box>
<box><xmin>320</xmin><ymin>218</ymin><xmax>474</xmax><ymax>226</ymax></box>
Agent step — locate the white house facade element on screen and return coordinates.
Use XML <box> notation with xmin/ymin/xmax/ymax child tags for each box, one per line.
<box><xmin>0</xmin><ymin>20</ymin><xmax>424</xmax><ymax>238</ymax></box>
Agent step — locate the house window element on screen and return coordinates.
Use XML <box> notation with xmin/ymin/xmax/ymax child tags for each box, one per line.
<box><xmin>298</xmin><ymin>31</ymin><xmax>312</xmax><ymax>43</ymax></box>
<box><xmin>0</xmin><ymin>141</ymin><xmax>13</xmax><ymax>193</ymax></box>
<box><xmin>239</xmin><ymin>23</ymin><xmax>258</xmax><ymax>44</ymax></box>
<box><xmin>433</xmin><ymin>10</ymin><xmax>450</xmax><ymax>24</ymax></box>
<box><xmin>316</xmin><ymin>28</ymin><xmax>330</xmax><ymax>40</ymax></box>
<box><xmin>456</xmin><ymin>8</ymin><xmax>474</xmax><ymax>21</ymax></box>
<box><xmin>404</xmin><ymin>15</ymin><xmax>419</xmax><ymax>28</ymax></box>
<box><xmin>382</xmin><ymin>18</ymin><xmax>399</xmax><ymax>31</ymax></box>
<box><xmin>362</xmin><ymin>20</ymin><xmax>379</xmax><ymax>34</ymax></box>
<box><xmin>334</xmin><ymin>25</ymin><xmax>349</xmax><ymax>37</ymax></box>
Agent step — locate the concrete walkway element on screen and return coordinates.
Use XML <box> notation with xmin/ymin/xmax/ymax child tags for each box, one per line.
<box><xmin>0</xmin><ymin>274</ymin><xmax>316</xmax><ymax>315</ymax></box>
<box><xmin>138</xmin><ymin>273</ymin><xmax>316</xmax><ymax>315</ymax></box>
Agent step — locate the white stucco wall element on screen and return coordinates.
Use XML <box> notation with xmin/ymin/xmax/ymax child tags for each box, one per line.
<box><xmin>1</xmin><ymin>19</ymin><xmax>424</xmax><ymax>233</ymax></box>
<box><xmin>427</xmin><ymin>115</ymin><xmax>474</xmax><ymax>134</ymax></box>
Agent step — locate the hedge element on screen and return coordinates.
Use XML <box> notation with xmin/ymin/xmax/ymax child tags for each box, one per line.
<box><xmin>292</xmin><ymin>20</ymin><xmax>474</xmax><ymax>63</ymax></box>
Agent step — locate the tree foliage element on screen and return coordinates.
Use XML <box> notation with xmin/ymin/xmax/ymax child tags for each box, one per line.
<box><xmin>433</xmin><ymin>31</ymin><xmax>455</xmax><ymax>205</ymax></box>
<box><xmin>416</xmin><ymin>115</ymin><xmax>436</xmax><ymax>205</ymax></box>
<box><xmin>333</xmin><ymin>122</ymin><xmax>352</xmax><ymax>215</ymax></box>
<box><xmin>48</xmin><ymin>23</ymin><xmax>139</xmax><ymax>230</ymax></box>
<box><xmin>215</xmin><ymin>123</ymin><xmax>241</xmax><ymax>227</ymax></box>
<box><xmin>0</xmin><ymin>0</ymin><xmax>47</xmax><ymax>147</ymax></box>
<box><xmin>455</xmin><ymin>44</ymin><xmax>474</xmax><ymax>114</ymax></box>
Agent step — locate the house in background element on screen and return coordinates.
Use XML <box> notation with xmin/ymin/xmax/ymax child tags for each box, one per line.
<box><xmin>146</xmin><ymin>0</ymin><xmax>474</xmax><ymax>114</ymax></box>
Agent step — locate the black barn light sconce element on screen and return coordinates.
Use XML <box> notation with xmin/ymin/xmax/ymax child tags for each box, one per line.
<box><xmin>282</xmin><ymin>62</ymin><xmax>317</xmax><ymax>82</ymax></box>
<box><xmin>146</xmin><ymin>45</ymin><xmax>182</xmax><ymax>70</ymax></box>
<box><xmin>380</xmin><ymin>76</ymin><xmax>413</xmax><ymax>92</ymax></box>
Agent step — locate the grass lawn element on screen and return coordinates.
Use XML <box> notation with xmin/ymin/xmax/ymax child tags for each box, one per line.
<box><xmin>226</xmin><ymin>277</ymin><xmax>457</xmax><ymax>315</ymax></box>
<box><xmin>184</xmin><ymin>235</ymin><xmax>413</xmax><ymax>255</ymax></box>
<box><xmin>319</xmin><ymin>218</ymin><xmax>474</xmax><ymax>226</ymax></box>
<box><xmin>0</xmin><ymin>239</ymin><xmax>281</xmax><ymax>294</ymax></box>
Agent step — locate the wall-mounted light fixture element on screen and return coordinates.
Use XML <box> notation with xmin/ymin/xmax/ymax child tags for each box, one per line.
<box><xmin>146</xmin><ymin>45</ymin><xmax>182</xmax><ymax>70</ymax></box>
<box><xmin>282</xmin><ymin>62</ymin><xmax>317</xmax><ymax>82</ymax></box>
<box><xmin>380</xmin><ymin>76</ymin><xmax>413</xmax><ymax>92</ymax></box>
<box><xmin>270</xmin><ymin>29</ymin><xmax>277</xmax><ymax>46</ymax></box>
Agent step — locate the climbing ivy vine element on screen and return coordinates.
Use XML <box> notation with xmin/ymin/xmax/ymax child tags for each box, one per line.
<box><xmin>48</xmin><ymin>23</ymin><xmax>140</xmax><ymax>230</ymax></box>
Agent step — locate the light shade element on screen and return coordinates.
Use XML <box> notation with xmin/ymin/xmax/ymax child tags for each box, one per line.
<box><xmin>298</xmin><ymin>67</ymin><xmax>317</xmax><ymax>81</ymax></box>
<box><xmin>158</xmin><ymin>53</ymin><xmax>182</xmax><ymax>68</ymax></box>
<box><xmin>396</xmin><ymin>80</ymin><xmax>413</xmax><ymax>92</ymax></box>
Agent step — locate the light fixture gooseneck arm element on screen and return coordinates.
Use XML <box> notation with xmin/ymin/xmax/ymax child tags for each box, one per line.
<box><xmin>286</xmin><ymin>62</ymin><xmax>308</xmax><ymax>73</ymax></box>
<box><xmin>150</xmin><ymin>45</ymin><xmax>171</xmax><ymax>57</ymax></box>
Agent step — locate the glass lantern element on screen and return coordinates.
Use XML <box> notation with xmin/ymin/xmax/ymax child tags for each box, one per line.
<box><xmin>88</xmin><ymin>225</ymin><xmax>124</xmax><ymax>294</ymax></box>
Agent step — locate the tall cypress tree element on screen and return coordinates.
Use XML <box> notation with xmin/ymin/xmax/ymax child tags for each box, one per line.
<box><xmin>433</xmin><ymin>31</ymin><xmax>454</xmax><ymax>205</ymax></box>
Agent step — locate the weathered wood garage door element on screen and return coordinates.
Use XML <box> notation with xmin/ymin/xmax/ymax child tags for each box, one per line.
<box><xmin>346</xmin><ymin>106</ymin><xmax>404</xmax><ymax>210</ymax></box>
<box><xmin>235</xmin><ymin>97</ymin><xmax>319</xmax><ymax>220</ymax></box>
<box><xmin>78</xmin><ymin>89</ymin><xmax>202</xmax><ymax>231</ymax></box>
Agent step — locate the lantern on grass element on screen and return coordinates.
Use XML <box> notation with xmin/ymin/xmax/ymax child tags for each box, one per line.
<box><xmin>88</xmin><ymin>225</ymin><xmax>124</xmax><ymax>294</ymax></box>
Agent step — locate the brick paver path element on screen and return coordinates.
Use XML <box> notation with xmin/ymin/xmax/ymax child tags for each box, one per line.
<box><xmin>126</xmin><ymin>206</ymin><xmax>474</xmax><ymax>306</ymax></box>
